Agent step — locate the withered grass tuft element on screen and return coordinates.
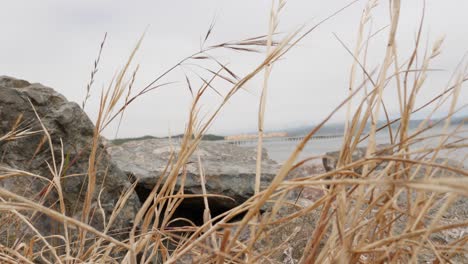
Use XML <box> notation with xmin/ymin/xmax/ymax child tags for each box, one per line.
<box><xmin>1</xmin><ymin>0</ymin><xmax>467</xmax><ymax>263</ymax></box>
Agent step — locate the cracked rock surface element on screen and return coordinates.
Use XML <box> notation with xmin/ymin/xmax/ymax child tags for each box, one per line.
<box><xmin>108</xmin><ymin>139</ymin><xmax>281</xmax><ymax>210</ymax></box>
<box><xmin>0</xmin><ymin>76</ymin><xmax>140</xmax><ymax>242</ymax></box>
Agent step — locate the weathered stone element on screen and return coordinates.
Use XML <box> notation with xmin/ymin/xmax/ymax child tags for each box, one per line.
<box><xmin>0</xmin><ymin>76</ymin><xmax>140</xmax><ymax>243</ymax></box>
<box><xmin>107</xmin><ymin>139</ymin><xmax>281</xmax><ymax>217</ymax></box>
<box><xmin>322</xmin><ymin>144</ymin><xmax>392</xmax><ymax>173</ymax></box>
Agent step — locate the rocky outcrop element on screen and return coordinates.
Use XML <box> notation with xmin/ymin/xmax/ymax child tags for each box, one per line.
<box><xmin>0</xmin><ymin>76</ymin><xmax>140</xmax><ymax>242</ymax></box>
<box><xmin>108</xmin><ymin>139</ymin><xmax>282</xmax><ymax>220</ymax></box>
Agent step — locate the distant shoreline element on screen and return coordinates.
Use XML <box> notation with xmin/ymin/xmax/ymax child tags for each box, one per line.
<box><xmin>111</xmin><ymin>116</ymin><xmax>466</xmax><ymax>145</ymax></box>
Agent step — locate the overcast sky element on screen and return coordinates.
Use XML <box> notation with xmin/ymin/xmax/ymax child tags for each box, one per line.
<box><xmin>1</xmin><ymin>1</ymin><xmax>467</xmax><ymax>138</ymax></box>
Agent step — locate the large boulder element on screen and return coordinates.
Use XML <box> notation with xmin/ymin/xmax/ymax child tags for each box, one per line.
<box><xmin>107</xmin><ymin>139</ymin><xmax>281</xmax><ymax>220</ymax></box>
<box><xmin>0</xmin><ymin>76</ymin><xmax>140</xmax><ymax>242</ymax></box>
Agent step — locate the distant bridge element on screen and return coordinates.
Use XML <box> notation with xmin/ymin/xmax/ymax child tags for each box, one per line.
<box><xmin>225</xmin><ymin>134</ymin><xmax>343</xmax><ymax>145</ymax></box>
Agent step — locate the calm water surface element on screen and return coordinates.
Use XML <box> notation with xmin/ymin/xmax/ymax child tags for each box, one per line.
<box><xmin>238</xmin><ymin>125</ymin><xmax>468</xmax><ymax>166</ymax></box>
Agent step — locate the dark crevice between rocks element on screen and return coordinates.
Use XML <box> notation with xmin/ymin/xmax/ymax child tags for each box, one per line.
<box><xmin>131</xmin><ymin>174</ymin><xmax>248</xmax><ymax>226</ymax></box>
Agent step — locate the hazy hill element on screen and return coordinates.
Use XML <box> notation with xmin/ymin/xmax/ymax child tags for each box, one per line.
<box><xmin>111</xmin><ymin>134</ymin><xmax>224</xmax><ymax>145</ymax></box>
<box><xmin>284</xmin><ymin>116</ymin><xmax>467</xmax><ymax>137</ymax></box>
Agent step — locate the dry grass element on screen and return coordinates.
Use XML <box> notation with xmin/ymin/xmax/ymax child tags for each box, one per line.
<box><xmin>1</xmin><ymin>0</ymin><xmax>467</xmax><ymax>263</ymax></box>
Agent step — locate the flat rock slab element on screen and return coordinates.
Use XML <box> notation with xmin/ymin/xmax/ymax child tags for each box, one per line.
<box><xmin>108</xmin><ymin>139</ymin><xmax>281</xmax><ymax>208</ymax></box>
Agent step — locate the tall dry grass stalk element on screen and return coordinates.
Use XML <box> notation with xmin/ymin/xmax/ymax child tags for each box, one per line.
<box><xmin>1</xmin><ymin>0</ymin><xmax>467</xmax><ymax>263</ymax></box>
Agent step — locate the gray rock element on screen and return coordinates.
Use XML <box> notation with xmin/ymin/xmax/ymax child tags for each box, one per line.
<box><xmin>107</xmin><ymin>139</ymin><xmax>281</xmax><ymax>212</ymax></box>
<box><xmin>322</xmin><ymin>144</ymin><xmax>392</xmax><ymax>173</ymax></box>
<box><xmin>0</xmin><ymin>76</ymin><xmax>140</xmax><ymax>243</ymax></box>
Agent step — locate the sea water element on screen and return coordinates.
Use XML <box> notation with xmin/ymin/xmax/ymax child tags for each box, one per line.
<box><xmin>241</xmin><ymin>124</ymin><xmax>468</xmax><ymax>166</ymax></box>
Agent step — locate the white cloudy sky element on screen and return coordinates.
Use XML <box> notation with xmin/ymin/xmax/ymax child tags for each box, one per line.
<box><xmin>1</xmin><ymin>0</ymin><xmax>467</xmax><ymax>138</ymax></box>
